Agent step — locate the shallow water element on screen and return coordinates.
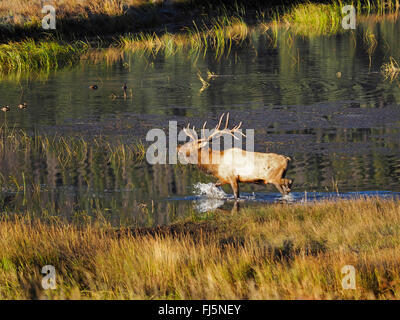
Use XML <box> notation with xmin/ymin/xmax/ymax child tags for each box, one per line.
<box><xmin>184</xmin><ymin>183</ymin><xmax>400</xmax><ymax>213</ymax></box>
<box><xmin>1</xmin><ymin>18</ymin><xmax>400</xmax><ymax>226</ymax></box>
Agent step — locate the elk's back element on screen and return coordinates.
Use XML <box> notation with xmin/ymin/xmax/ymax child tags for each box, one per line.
<box><xmin>219</xmin><ymin>148</ymin><xmax>289</xmax><ymax>182</ymax></box>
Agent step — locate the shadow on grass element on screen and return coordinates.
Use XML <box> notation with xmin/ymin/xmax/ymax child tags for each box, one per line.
<box><xmin>116</xmin><ymin>220</ymin><xmax>328</xmax><ymax>263</ymax></box>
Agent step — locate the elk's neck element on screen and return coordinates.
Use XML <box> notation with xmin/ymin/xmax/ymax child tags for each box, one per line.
<box><xmin>197</xmin><ymin>148</ymin><xmax>221</xmax><ymax>174</ymax></box>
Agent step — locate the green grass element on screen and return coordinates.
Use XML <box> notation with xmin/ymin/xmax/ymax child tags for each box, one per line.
<box><xmin>0</xmin><ymin>39</ymin><xmax>89</xmax><ymax>73</ymax></box>
<box><xmin>1</xmin><ymin>197</ymin><xmax>400</xmax><ymax>299</ymax></box>
<box><xmin>277</xmin><ymin>1</ymin><xmax>399</xmax><ymax>37</ymax></box>
<box><xmin>280</xmin><ymin>2</ymin><xmax>344</xmax><ymax>37</ymax></box>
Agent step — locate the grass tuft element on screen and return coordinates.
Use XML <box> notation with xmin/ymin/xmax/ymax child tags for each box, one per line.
<box><xmin>0</xmin><ymin>39</ymin><xmax>89</xmax><ymax>73</ymax></box>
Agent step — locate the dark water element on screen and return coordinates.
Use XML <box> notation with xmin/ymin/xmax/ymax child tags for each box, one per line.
<box><xmin>1</xmin><ymin>17</ymin><xmax>400</xmax><ymax>226</ymax></box>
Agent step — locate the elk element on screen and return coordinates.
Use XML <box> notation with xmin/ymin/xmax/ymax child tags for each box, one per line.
<box><xmin>177</xmin><ymin>113</ymin><xmax>293</xmax><ymax>200</ymax></box>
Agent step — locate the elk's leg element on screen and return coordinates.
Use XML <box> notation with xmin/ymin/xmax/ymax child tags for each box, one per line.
<box><xmin>273</xmin><ymin>182</ymin><xmax>285</xmax><ymax>195</ymax></box>
<box><xmin>281</xmin><ymin>178</ymin><xmax>293</xmax><ymax>195</ymax></box>
<box><xmin>230</xmin><ymin>180</ymin><xmax>239</xmax><ymax>200</ymax></box>
<box><xmin>231</xmin><ymin>201</ymin><xmax>239</xmax><ymax>213</ymax></box>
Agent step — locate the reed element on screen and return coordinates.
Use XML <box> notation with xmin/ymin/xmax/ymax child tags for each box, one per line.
<box><xmin>118</xmin><ymin>16</ymin><xmax>249</xmax><ymax>57</ymax></box>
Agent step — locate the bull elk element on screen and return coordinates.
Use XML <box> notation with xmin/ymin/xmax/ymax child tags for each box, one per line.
<box><xmin>177</xmin><ymin>113</ymin><xmax>293</xmax><ymax>200</ymax></box>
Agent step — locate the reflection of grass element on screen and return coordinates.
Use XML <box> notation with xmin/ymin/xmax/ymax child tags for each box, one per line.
<box><xmin>197</xmin><ymin>71</ymin><xmax>210</xmax><ymax>93</ymax></box>
<box><xmin>363</xmin><ymin>28</ymin><xmax>378</xmax><ymax>66</ymax></box>
<box><xmin>0</xmin><ymin>39</ymin><xmax>89</xmax><ymax>73</ymax></box>
<box><xmin>0</xmin><ymin>126</ymin><xmax>145</xmax><ymax>189</ymax></box>
<box><xmin>1</xmin><ymin>197</ymin><xmax>400</xmax><ymax>299</ymax></box>
<box><xmin>381</xmin><ymin>57</ymin><xmax>400</xmax><ymax>81</ymax></box>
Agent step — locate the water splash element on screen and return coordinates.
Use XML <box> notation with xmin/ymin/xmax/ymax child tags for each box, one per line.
<box><xmin>193</xmin><ymin>182</ymin><xmax>228</xmax><ymax>199</ymax></box>
<box><xmin>281</xmin><ymin>193</ymin><xmax>295</xmax><ymax>202</ymax></box>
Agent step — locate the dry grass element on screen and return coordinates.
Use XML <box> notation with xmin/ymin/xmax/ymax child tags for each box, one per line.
<box><xmin>1</xmin><ymin>197</ymin><xmax>400</xmax><ymax>299</ymax></box>
<box><xmin>0</xmin><ymin>0</ymin><xmax>159</xmax><ymax>23</ymax></box>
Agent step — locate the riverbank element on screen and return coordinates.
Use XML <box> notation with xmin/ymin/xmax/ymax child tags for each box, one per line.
<box><xmin>1</xmin><ymin>197</ymin><xmax>400</xmax><ymax>299</ymax></box>
<box><xmin>1</xmin><ymin>1</ymin><xmax>399</xmax><ymax>44</ymax></box>
<box><xmin>1</xmin><ymin>1</ymin><xmax>399</xmax><ymax>73</ymax></box>
<box><xmin>0</xmin><ymin>0</ymin><xmax>283</xmax><ymax>43</ymax></box>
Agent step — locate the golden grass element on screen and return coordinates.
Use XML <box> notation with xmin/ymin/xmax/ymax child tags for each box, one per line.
<box><xmin>1</xmin><ymin>197</ymin><xmax>400</xmax><ymax>299</ymax></box>
<box><xmin>0</xmin><ymin>0</ymin><xmax>157</xmax><ymax>23</ymax></box>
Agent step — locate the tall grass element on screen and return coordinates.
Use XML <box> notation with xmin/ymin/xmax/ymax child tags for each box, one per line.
<box><xmin>118</xmin><ymin>17</ymin><xmax>249</xmax><ymax>58</ymax></box>
<box><xmin>0</xmin><ymin>39</ymin><xmax>89</xmax><ymax>73</ymax></box>
<box><xmin>1</xmin><ymin>197</ymin><xmax>400</xmax><ymax>299</ymax></box>
<box><xmin>279</xmin><ymin>1</ymin><xmax>399</xmax><ymax>37</ymax></box>
<box><xmin>281</xmin><ymin>3</ymin><xmax>343</xmax><ymax>37</ymax></box>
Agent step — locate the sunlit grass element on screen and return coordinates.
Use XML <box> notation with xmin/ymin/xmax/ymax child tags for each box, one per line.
<box><xmin>1</xmin><ymin>197</ymin><xmax>400</xmax><ymax>299</ymax></box>
<box><xmin>278</xmin><ymin>1</ymin><xmax>399</xmax><ymax>37</ymax></box>
<box><xmin>280</xmin><ymin>2</ymin><xmax>344</xmax><ymax>37</ymax></box>
<box><xmin>118</xmin><ymin>17</ymin><xmax>249</xmax><ymax>58</ymax></box>
<box><xmin>1</xmin><ymin>1</ymin><xmax>399</xmax><ymax>71</ymax></box>
<box><xmin>0</xmin><ymin>39</ymin><xmax>89</xmax><ymax>73</ymax></box>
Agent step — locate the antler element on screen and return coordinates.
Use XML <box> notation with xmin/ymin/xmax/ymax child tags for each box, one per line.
<box><xmin>182</xmin><ymin>123</ymin><xmax>198</xmax><ymax>141</ymax></box>
<box><xmin>206</xmin><ymin>113</ymin><xmax>246</xmax><ymax>142</ymax></box>
<box><xmin>182</xmin><ymin>113</ymin><xmax>245</xmax><ymax>142</ymax></box>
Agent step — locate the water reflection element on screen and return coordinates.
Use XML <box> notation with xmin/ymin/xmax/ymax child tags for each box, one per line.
<box><xmin>190</xmin><ymin>189</ymin><xmax>400</xmax><ymax>213</ymax></box>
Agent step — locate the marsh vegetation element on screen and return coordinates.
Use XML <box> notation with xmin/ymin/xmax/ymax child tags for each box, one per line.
<box><xmin>1</xmin><ymin>198</ymin><xmax>400</xmax><ymax>299</ymax></box>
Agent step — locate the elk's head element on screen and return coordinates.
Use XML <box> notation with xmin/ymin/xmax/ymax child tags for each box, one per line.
<box><xmin>177</xmin><ymin>113</ymin><xmax>245</xmax><ymax>164</ymax></box>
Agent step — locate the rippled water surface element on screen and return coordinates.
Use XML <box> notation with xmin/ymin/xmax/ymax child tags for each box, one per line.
<box><xmin>1</xmin><ymin>18</ymin><xmax>400</xmax><ymax>226</ymax></box>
